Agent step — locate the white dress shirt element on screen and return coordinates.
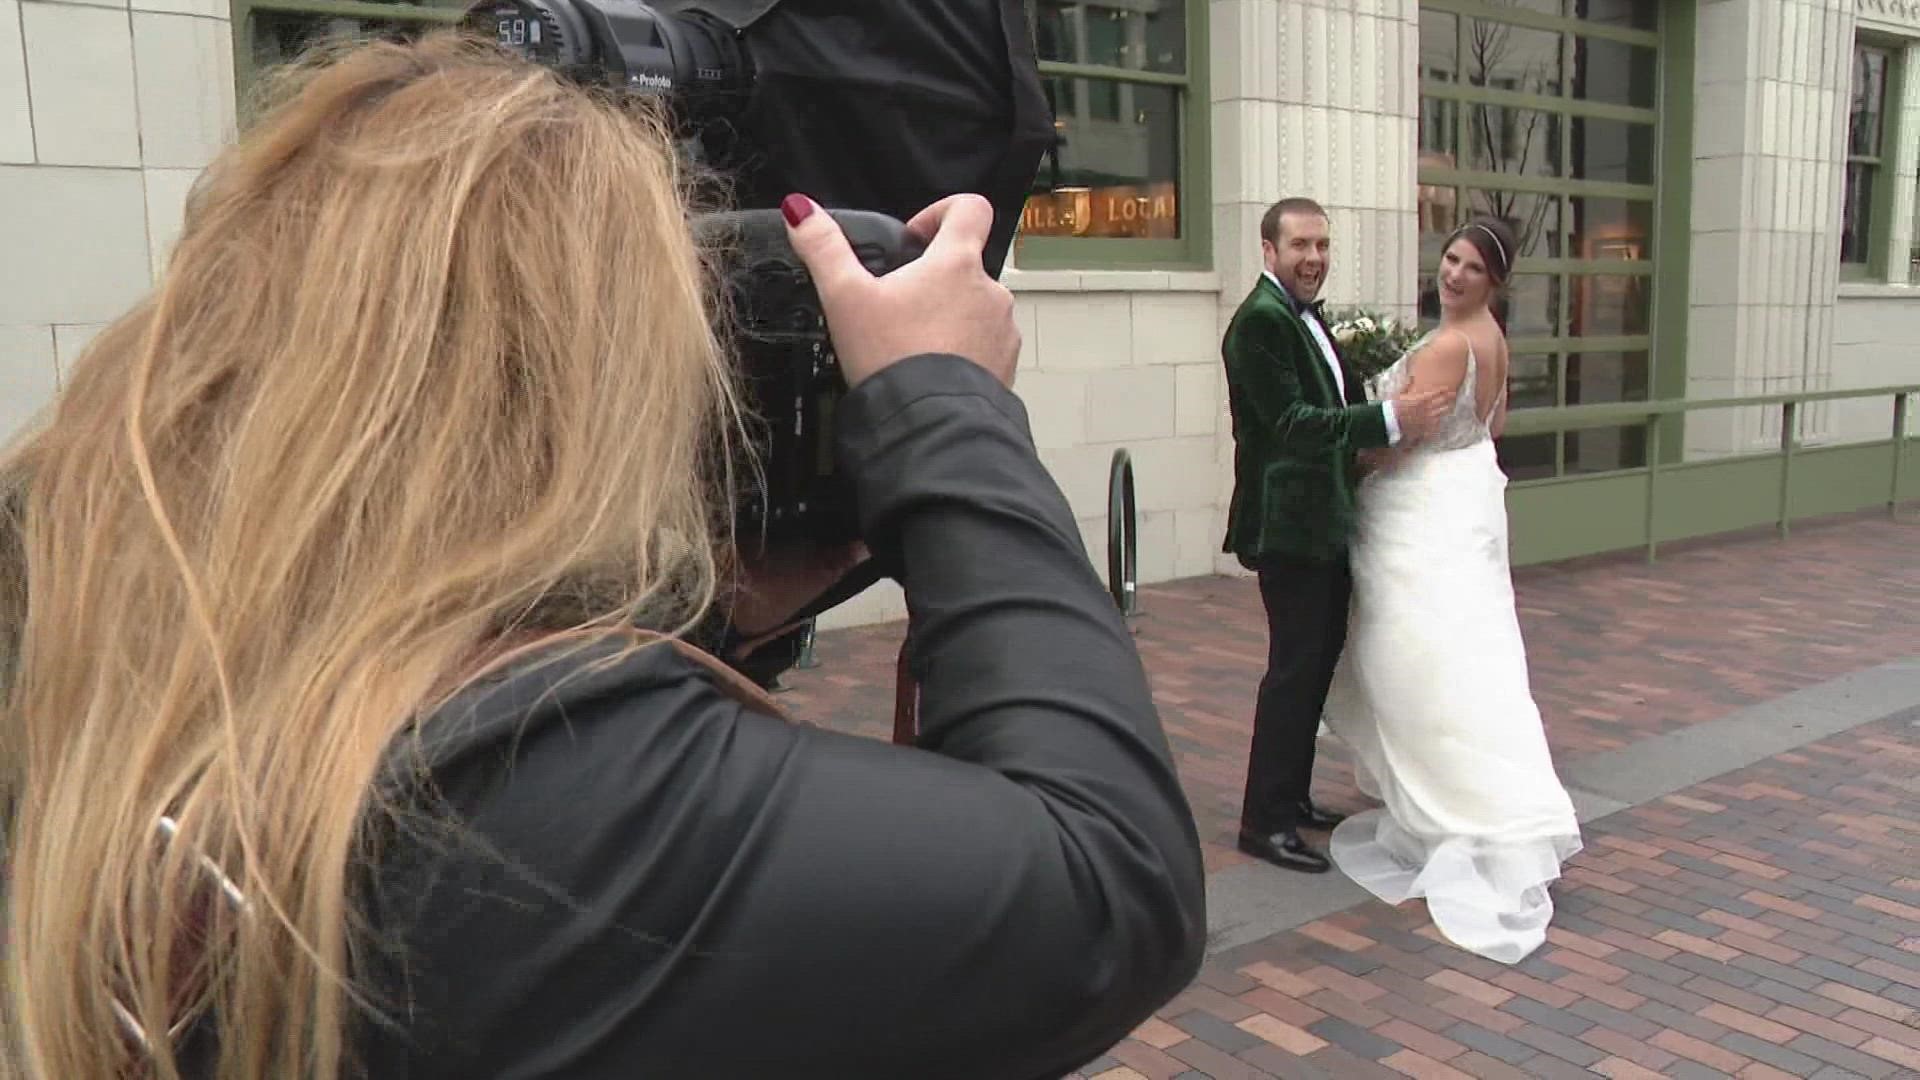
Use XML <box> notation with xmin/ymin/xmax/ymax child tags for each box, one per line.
<box><xmin>1264</xmin><ymin>271</ymin><xmax>1401</xmax><ymax>445</ymax></box>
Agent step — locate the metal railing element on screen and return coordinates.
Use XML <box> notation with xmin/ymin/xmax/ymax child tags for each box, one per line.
<box><xmin>1500</xmin><ymin>383</ymin><xmax>1917</xmax><ymax>561</ymax></box>
<box><xmin>1107</xmin><ymin>449</ymin><xmax>1139</xmax><ymax>615</ymax></box>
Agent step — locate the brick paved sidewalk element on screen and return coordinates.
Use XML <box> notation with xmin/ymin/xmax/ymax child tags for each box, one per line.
<box><xmin>782</xmin><ymin>512</ymin><xmax>1920</xmax><ymax>874</ymax></box>
<box><xmin>1066</xmin><ymin>710</ymin><xmax>1920</xmax><ymax>1080</ymax></box>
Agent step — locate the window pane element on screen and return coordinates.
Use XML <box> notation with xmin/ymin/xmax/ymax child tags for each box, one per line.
<box><xmin>1498</xmin><ymin>434</ymin><xmax>1557</xmax><ymax>481</ymax></box>
<box><xmin>250</xmin><ymin>12</ymin><xmax>420</xmax><ymax>68</ymax></box>
<box><xmin>1464</xmin><ymin>20</ymin><xmax>1563</xmax><ymax>97</ymax></box>
<box><xmin>1568</xmin><ymin>195</ymin><xmax>1653</xmax><ymax>260</ymax></box>
<box><xmin>1568</xmin><ymin>275</ymin><xmax>1651</xmax><ymax>336</ymax></box>
<box><xmin>1850</xmin><ymin>45</ymin><xmax>1889</xmax><ymax>157</ymax></box>
<box><xmin>1467</xmin><ymin>104</ymin><xmax>1562</xmax><ymax>178</ymax></box>
<box><xmin>1509</xmin><ymin>353</ymin><xmax>1560</xmax><ymax>410</ymax></box>
<box><xmin>1565</xmin><ymin>350</ymin><xmax>1650</xmax><ymax>403</ymax></box>
<box><xmin>1416</xmin><ymin>194</ymin><xmax>1462</xmax><ymax>273</ymax></box>
<box><xmin>1024</xmin><ymin>79</ymin><xmax>1181</xmax><ymax>238</ymax></box>
<box><xmin>1033</xmin><ymin>0</ymin><xmax>1187</xmax><ymax>75</ymax></box>
<box><xmin>1421</xmin><ymin>9</ymin><xmax>1458</xmax><ymax>81</ymax></box>
<box><xmin>1564</xmin><ymin>427</ymin><xmax>1647</xmax><ymax>473</ymax></box>
<box><xmin>1420</xmin><ymin>95</ymin><xmax>1459</xmax><ymax>158</ymax></box>
<box><xmin>1466</xmin><ymin>189</ymin><xmax>1564</xmax><ymax>260</ymax></box>
<box><xmin>1570</xmin><ymin>117</ymin><xmax>1656</xmax><ymax>185</ymax></box>
<box><xmin>1841</xmin><ymin>162</ymin><xmax>1875</xmax><ymax>264</ymax></box>
<box><xmin>1570</xmin><ymin>37</ymin><xmax>1657</xmax><ymax>109</ymax></box>
<box><xmin>1571</xmin><ymin>0</ymin><xmax>1657</xmax><ymax>30</ymax></box>
<box><xmin>1503</xmin><ymin>274</ymin><xmax>1564</xmax><ymax>337</ymax></box>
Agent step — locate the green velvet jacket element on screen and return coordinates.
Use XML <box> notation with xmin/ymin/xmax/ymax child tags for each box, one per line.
<box><xmin>1220</xmin><ymin>275</ymin><xmax>1393</xmax><ymax>566</ymax></box>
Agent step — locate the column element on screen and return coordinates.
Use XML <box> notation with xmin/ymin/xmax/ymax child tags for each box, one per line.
<box><xmin>1685</xmin><ymin>0</ymin><xmax>1853</xmax><ymax>459</ymax></box>
<box><xmin>1208</xmin><ymin>0</ymin><xmax>1421</xmax><ymax>573</ymax></box>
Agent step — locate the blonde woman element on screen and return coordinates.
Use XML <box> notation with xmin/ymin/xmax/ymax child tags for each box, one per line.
<box><xmin>0</xmin><ymin>34</ymin><xmax>1204</xmax><ymax>1079</ymax></box>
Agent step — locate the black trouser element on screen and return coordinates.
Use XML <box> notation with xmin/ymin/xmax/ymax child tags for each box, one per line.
<box><xmin>1240</xmin><ymin>552</ymin><xmax>1351</xmax><ymax>834</ymax></box>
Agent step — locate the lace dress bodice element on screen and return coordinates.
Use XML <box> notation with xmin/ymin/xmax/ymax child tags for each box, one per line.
<box><xmin>1367</xmin><ymin>330</ymin><xmax>1500</xmax><ymax>452</ymax></box>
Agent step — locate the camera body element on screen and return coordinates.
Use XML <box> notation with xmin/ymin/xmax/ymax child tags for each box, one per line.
<box><xmin>694</xmin><ymin>209</ymin><xmax>927</xmax><ymax>544</ymax></box>
<box><xmin>467</xmin><ymin>0</ymin><xmax>929</xmax><ymax>546</ymax></box>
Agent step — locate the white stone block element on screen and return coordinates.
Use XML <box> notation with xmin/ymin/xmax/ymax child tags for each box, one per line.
<box><xmin>1697</xmin><ymin>0</ymin><xmax>1750</xmax><ymax>85</ymax></box>
<box><xmin>1209</xmin><ymin>0</ymin><xmax>1247</xmax><ymax>102</ymax></box>
<box><xmin>53</xmin><ymin>322</ymin><xmax>104</xmax><ymax>375</ymax></box>
<box><xmin>1032</xmin><ymin>293</ymin><xmax>1132</xmax><ymax>371</ymax></box>
<box><xmin>1173</xmin><ymin>506</ymin><xmax>1218</xmax><ymax>578</ymax></box>
<box><xmin>0</xmin><ymin>165</ymin><xmax>150</xmax><ymax>324</ymax></box>
<box><xmin>1303</xmin><ymin>6</ymin><xmax>1328</xmax><ymax>107</ymax></box>
<box><xmin>1128</xmin><ymin>435</ymin><xmax>1219</xmax><ymax>512</ymax></box>
<box><xmin>1014</xmin><ymin>369</ymin><xmax>1088</xmax><ymax>450</ymax></box>
<box><xmin>22</xmin><ymin>1</ymin><xmax>140</xmax><ymax>166</ymax></box>
<box><xmin>131</xmin><ymin>0</ymin><xmax>224</xmax><ymax>19</ymax></box>
<box><xmin>1039</xmin><ymin>443</ymin><xmax>1124</xmax><ymax>517</ymax></box>
<box><xmin>1356</xmin><ymin>111</ymin><xmax>1380</xmax><ymax>210</ymax></box>
<box><xmin>0</xmin><ymin>0</ymin><xmax>32</xmax><ymax>163</ymax></box>
<box><xmin>1692</xmin><ymin>156</ymin><xmax>1747</xmax><ymax>233</ymax></box>
<box><xmin>1274</xmin><ymin>0</ymin><xmax>1301</xmax><ymax>104</ymax></box>
<box><xmin>1687</xmin><ymin>305</ymin><xmax>1741</xmax><ymax>381</ymax></box>
<box><xmin>1175</xmin><ymin>362</ymin><xmax>1219</xmax><ymax>437</ymax></box>
<box><xmin>133</xmin><ymin>13</ymin><xmax>235</xmax><ymax>168</ymax></box>
<box><xmin>1136</xmin><ymin>510</ymin><xmax>1178</xmax><ymax>584</ymax></box>
<box><xmin>1694</xmin><ymin>81</ymin><xmax>1748</xmax><ymax>160</ymax></box>
<box><xmin>143</xmin><ymin>166</ymin><xmax>200</xmax><ymax>278</ymax></box>
<box><xmin>1745</xmin><ymin>230</ymin><xmax>1774</xmax><ymax>305</ymax></box>
<box><xmin>1085</xmin><ymin>366</ymin><xmax>1176</xmax><ymax>443</ymax></box>
<box><xmin>0</xmin><ymin>323</ymin><xmax>57</xmax><ymax>443</ymax></box>
<box><xmin>1690</xmin><ymin>232</ymin><xmax>1744</xmax><ymax>307</ymax></box>
<box><xmin>1211</xmin><ymin>99</ymin><xmax>1249</xmax><ymax>204</ymax></box>
<box><xmin>1132</xmin><ymin>293</ymin><xmax>1217</xmax><ymax>367</ymax></box>
<box><xmin>1331</xmin><ymin>8</ymin><xmax>1354</xmax><ymax>113</ymax></box>
<box><xmin>1681</xmin><ymin>377</ymin><xmax>1743</xmax><ymax>460</ymax></box>
<box><xmin>1013</xmin><ymin>293</ymin><xmax>1039</xmax><ymax>372</ymax></box>
<box><xmin>1357</xmin><ymin>14</ymin><xmax>1380</xmax><ymax>115</ymax></box>
<box><xmin>1280</xmin><ymin>106</ymin><xmax>1308</xmax><ymax>194</ymax></box>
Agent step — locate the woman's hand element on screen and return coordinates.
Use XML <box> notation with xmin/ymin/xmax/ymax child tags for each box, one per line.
<box><xmin>782</xmin><ymin>193</ymin><xmax>1020</xmax><ymax>388</ymax></box>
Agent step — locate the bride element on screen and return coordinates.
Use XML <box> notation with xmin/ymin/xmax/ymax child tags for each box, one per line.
<box><xmin>1322</xmin><ymin>217</ymin><xmax>1583</xmax><ymax>964</ymax></box>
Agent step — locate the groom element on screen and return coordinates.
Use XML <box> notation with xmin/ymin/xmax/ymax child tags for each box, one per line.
<box><xmin>1221</xmin><ymin>198</ymin><xmax>1453</xmax><ymax>874</ymax></box>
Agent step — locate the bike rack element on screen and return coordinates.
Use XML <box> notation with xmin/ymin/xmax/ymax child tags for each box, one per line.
<box><xmin>1107</xmin><ymin>448</ymin><xmax>1139</xmax><ymax>616</ymax></box>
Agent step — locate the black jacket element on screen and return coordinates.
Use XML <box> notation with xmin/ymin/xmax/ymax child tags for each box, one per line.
<box><xmin>354</xmin><ymin>354</ymin><xmax>1207</xmax><ymax>1079</ymax></box>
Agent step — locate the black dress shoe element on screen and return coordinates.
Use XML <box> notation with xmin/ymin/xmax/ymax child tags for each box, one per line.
<box><xmin>1237</xmin><ymin>827</ymin><xmax>1332</xmax><ymax>874</ymax></box>
<box><xmin>1295</xmin><ymin>801</ymin><xmax>1347</xmax><ymax>831</ymax></box>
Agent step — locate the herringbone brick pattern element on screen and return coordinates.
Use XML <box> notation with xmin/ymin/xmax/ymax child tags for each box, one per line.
<box><xmin>783</xmin><ymin>512</ymin><xmax>1920</xmax><ymax>874</ymax></box>
<box><xmin>1066</xmin><ymin>712</ymin><xmax>1920</xmax><ymax>1080</ymax></box>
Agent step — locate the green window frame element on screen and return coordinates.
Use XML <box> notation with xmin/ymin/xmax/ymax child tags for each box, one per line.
<box><xmin>1011</xmin><ymin>0</ymin><xmax>1210</xmax><ymax>271</ymax></box>
<box><xmin>1842</xmin><ymin>37</ymin><xmax>1903</xmax><ymax>281</ymax></box>
<box><xmin>230</xmin><ymin>0</ymin><xmax>463</xmax><ymax>115</ymax></box>
<box><xmin>1417</xmin><ymin>0</ymin><xmax>1669</xmax><ymax>482</ymax></box>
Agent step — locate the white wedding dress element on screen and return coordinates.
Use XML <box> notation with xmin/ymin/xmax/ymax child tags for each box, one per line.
<box><xmin>1323</xmin><ymin>330</ymin><xmax>1583</xmax><ymax>965</ymax></box>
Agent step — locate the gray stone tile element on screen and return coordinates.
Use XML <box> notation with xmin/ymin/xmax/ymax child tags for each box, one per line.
<box><xmin>1445</xmin><ymin>1023</ymin><xmax>1537</xmax><ymax>1066</ymax></box>
<box><xmin>1304</xmin><ymin>1016</ymin><xmax>1399</xmax><ymax>1061</ymax></box>
<box><xmin>1718</xmin><ymin>1032</ymin><xmax>1826</xmax><ymax>1077</ymax></box>
<box><xmin>1509</xmin><ymin>1024</ymin><xmax>1606</xmax><ymax>1067</ymax></box>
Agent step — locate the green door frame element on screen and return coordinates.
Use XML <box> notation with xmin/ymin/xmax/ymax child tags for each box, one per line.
<box><xmin>1649</xmin><ymin>0</ymin><xmax>1695</xmax><ymax>465</ymax></box>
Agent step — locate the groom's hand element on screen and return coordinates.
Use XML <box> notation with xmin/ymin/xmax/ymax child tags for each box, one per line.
<box><xmin>1390</xmin><ymin>386</ymin><xmax>1456</xmax><ymax>443</ymax></box>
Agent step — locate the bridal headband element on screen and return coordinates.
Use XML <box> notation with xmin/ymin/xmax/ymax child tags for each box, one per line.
<box><xmin>1453</xmin><ymin>222</ymin><xmax>1510</xmax><ymax>277</ymax></box>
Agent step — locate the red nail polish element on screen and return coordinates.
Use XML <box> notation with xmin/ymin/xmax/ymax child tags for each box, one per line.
<box><xmin>781</xmin><ymin>194</ymin><xmax>814</xmax><ymax>227</ymax></box>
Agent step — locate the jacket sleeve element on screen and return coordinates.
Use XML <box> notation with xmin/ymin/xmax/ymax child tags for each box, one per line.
<box><xmin>379</xmin><ymin>354</ymin><xmax>1207</xmax><ymax>1080</ymax></box>
<box><xmin>1228</xmin><ymin>304</ymin><xmax>1391</xmax><ymax>453</ymax></box>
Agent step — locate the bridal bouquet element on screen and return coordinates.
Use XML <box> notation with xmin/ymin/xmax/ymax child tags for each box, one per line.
<box><xmin>1326</xmin><ymin>308</ymin><xmax>1420</xmax><ymax>384</ymax></box>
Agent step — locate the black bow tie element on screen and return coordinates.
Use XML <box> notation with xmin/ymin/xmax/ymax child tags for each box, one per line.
<box><xmin>1301</xmin><ymin>300</ymin><xmax>1326</xmax><ymax>322</ymax></box>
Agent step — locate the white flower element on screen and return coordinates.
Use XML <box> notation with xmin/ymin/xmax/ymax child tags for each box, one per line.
<box><xmin>1356</xmin><ymin>316</ymin><xmax>1376</xmax><ymax>333</ymax></box>
<box><xmin>1333</xmin><ymin>326</ymin><xmax>1359</xmax><ymax>345</ymax></box>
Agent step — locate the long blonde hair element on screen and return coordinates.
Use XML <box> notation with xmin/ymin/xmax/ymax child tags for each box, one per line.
<box><xmin>1</xmin><ymin>31</ymin><xmax>740</xmax><ymax>1078</ymax></box>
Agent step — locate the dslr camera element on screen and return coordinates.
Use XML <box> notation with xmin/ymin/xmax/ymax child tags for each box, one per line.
<box><xmin>464</xmin><ymin>0</ymin><xmax>1049</xmax><ymax>549</ymax></box>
